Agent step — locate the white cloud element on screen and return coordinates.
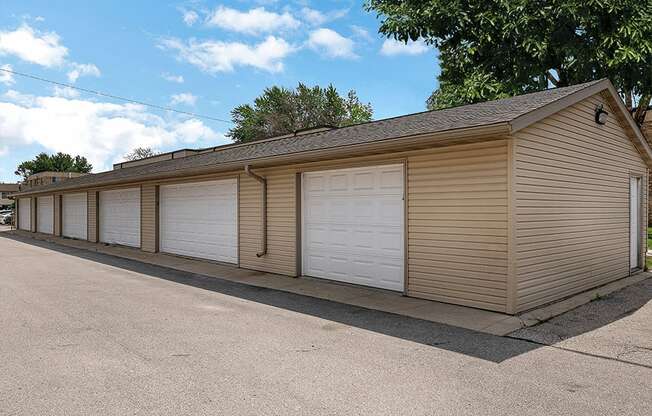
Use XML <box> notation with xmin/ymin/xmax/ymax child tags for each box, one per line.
<box><xmin>0</xmin><ymin>24</ymin><xmax>101</xmax><ymax>84</ymax></box>
<box><xmin>2</xmin><ymin>89</ymin><xmax>35</xmax><ymax>106</ymax></box>
<box><xmin>66</xmin><ymin>62</ymin><xmax>101</xmax><ymax>83</ymax></box>
<box><xmin>160</xmin><ymin>36</ymin><xmax>295</xmax><ymax>73</ymax></box>
<box><xmin>0</xmin><ymin>24</ymin><xmax>68</xmax><ymax>67</ymax></box>
<box><xmin>170</xmin><ymin>92</ymin><xmax>197</xmax><ymax>106</ymax></box>
<box><xmin>307</xmin><ymin>28</ymin><xmax>356</xmax><ymax>59</ymax></box>
<box><xmin>301</xmin><ymin>8</ymin><xmax>327</xmax><ymax>26</ymax></box>
<box><xmin>301</xmin><ymin>7</ymin><xmax>348</xmax><ymax>26</ymax></box>
<box><xmin>380</xmin><ymin>38</ymin><xmax>429</xmax><ymax>56</ymax></box>
<box><xmin>162</xmin><ymin>72</ymin><xmax>184</xmax><ymax>83</ymax></box>
<box><xmin>0</xmin><ymin>64</ymin><xmax>15</xmax><ymax>85</ymax></box>
<box><xmin>206</xmin><ymin>6</ymin><xmax>300</xmax><ymax>35</ymax></box>
<box><xmin>52</xmin><ymin>85</ymin><xmax>80</xmax><ymax>98</ymax></box>
<box><xmin>351</xmin><ymin>25</ymin><xmax>373</xmax><ymax>42</ymax></box>
<box><xmin>0</xmin><ymin>92</ymin><xmax>225</xmax><ymax>172</ymax></box>
<box><xmin>173</xmin><ymin>119</ymin><xmax>219</xmax><ymax>144</ymax></box>
<box><xmin>183</xmin><ymin>10</ymin><xmax>199</xmax><ymax>26</ymax></box>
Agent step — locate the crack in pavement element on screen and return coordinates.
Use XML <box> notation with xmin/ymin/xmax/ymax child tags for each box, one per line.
<box><xmin>506</xmin><ymin>335</ymin><xmax>652</xmax><ymax>371</ymax></box>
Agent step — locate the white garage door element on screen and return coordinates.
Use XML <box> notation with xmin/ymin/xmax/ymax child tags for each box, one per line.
<box><xmin>18</xmin><ymin>197</ymin><xmax>31</xmax><ymax>231</ymax></box>
<box><xmin>302</xmin><ymin>164</ymin><xmax>404</xmax><ymax>291</ymax></box>
<box><xmin>37</xmin><ymin>196</ymin><xmax>54</xmax><ymax>234</ymax></box>
<box><xmin>99</xmin><ymin>188</ymin><xmax>141</xmax><ymax>247</ymax></box>
<box><xmin>62</xmin><ymin>193</ymin><xmax>87</xmax><ymax>240</ymax></box>
<box><xmin>160</xmin><ymin>179</ymin><xmax>238</xmax><ymax>263</ymax></box>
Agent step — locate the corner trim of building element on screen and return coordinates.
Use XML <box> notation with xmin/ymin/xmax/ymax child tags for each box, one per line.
<box><xmin>402</xmin><ymin>158</ymin><xmax>409</xmax><ymax>296</ymax></box>
<box><xmin>294</xmin><ymin>172</ymin><xmax>302</xmax><ymax>277</ymax></box>
<box><xmin>506</xmin><ymin>137</ymin><xmax>518</xmax><ymax>314</ymax></box>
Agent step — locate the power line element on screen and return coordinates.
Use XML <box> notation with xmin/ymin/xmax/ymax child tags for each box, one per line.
<box><xmin>0</xmin><ymin>67</ymin><xmax>232</xmax><ymax>124</ymax></box>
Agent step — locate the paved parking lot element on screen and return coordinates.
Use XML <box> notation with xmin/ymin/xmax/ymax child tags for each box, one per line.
<box><xmin>1</xmin><ymin>234</ymin><xmax>651</xmax><ymax>415</ymax></box>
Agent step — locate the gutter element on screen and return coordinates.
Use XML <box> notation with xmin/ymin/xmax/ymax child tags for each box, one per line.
<box><xmin>9</xmin><ymin>123</ymin><xmax>510</xmax><ymax>197</ymax></box>
<box><xmin>244</xmin><ymin>165</ymin><xmax>267</xmax><ymax>257</ymax></box>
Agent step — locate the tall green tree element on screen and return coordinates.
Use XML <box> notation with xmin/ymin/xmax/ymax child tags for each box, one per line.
<box><xmin>227</xmin><ymin>83</ymin><xmax>373</xmax><ymax>143</ymax></box>
<box><xmin>366</xmin><ymin>0</ymin><xmax>652</xmax><ymax>123</ymax></box>
<box><xmin>15</xmin><ymin>152</ymin><xmax>93</xmax><ymax>179</ymax></box>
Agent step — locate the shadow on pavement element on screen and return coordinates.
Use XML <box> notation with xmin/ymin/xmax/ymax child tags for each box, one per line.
<box><xmin>510</xmin><ymin>278</ymin><xmax>652</xmax><ymax>345</ymax></box>
<box><xmin>2</xmin><ymin>232</ymin><xmax>544</xmax><ymax>363</ymax></box>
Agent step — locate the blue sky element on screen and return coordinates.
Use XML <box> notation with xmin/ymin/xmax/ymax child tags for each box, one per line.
<box><xmin>0</xmin><ymin>0</ymin><xmax>440</xmax><ymax>182</ymax></box>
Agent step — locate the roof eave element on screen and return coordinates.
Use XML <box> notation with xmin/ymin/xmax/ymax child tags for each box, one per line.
<box><xmin>10</xmin><ymin>122</ymin><xmax>511</xmax><ymax>197</ymax></box>
<box><xmin>509</xmin><ymin>79</ymin><xmax>610</xmax><ymax>132</ymax></box>
<box><xmin>509</xmin><ymin>79</ymin><xmax>652</xmax><ymax>168</ymax></box>
<box><xmin>600</xmin><ymin>83</ymin><xmax>652</xmax><ymax>168</ymax></box>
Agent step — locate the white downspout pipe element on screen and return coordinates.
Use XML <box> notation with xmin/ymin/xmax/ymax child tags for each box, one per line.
<box><xmin>244</xmin><ymin>165</ymin><xmax>267</xmax><ymax>257</ymax></box>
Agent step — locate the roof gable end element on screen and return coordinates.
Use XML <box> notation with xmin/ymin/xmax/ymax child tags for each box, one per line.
<box><xmin>510</xmin><ymin>79</ymin><xmax>652</xmax><ymax>167</ymax></box>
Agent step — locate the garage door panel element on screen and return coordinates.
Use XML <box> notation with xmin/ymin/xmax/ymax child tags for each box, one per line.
<box><xmin>353</xmin><ymin>171</ymin><xmax>374</xmax><ymax>189</ymax></box>
<box><xmin>379</xmin><ymin>231</ymin><xmax>403</xmax><ymax>252</ymax></box>
<box><xmin>351</xmin><ymin>229</ymin><xmax>374</xmax><ymax>248</ymax></box>
<box><xmin>160</xmin><ymin>179</ymin><xmax>237</xmax><ymax>264</ymax></box>
<box><xmin>305</xmin><ymin>175</ymin><xmax>324</xmax><ymax>191</ymax></box>
<box><xmin>18</xmin><ymin>198</ymin><xmax>31</xmax><ymax>231</ymax></box>
<box><xmin>303</xmin><ymin>164</ymin><xmax>404</xmax><ymax>291</ymax></box>
<box><xmin>62</xmin><ymin>193</ymin><xmax>87</xmax><ymax>240</ymax></box>
<box><xmin>380</xmin><ymin>200</ymin><xmax>403</xmax><ymax>220</ymax></box>
<box><xmin>329</xmin><ymin>174</ymin><xmax>348</xmax><ymax>190</ymax></box>
<box><xmin>305</xmin><ymin>201</ymin><xmax>324</xmax><ymax>218</ymax></box>
<box><xmin>380</xmin><ymin>170</ymin><xmax>402</xmax><ymax>189</ymax></box>
<box><xmin>99</xmin><ymin>188</ymin><xmax>140</xmax><ymax>247</ymax></box>
<box><xmin>37</xmin><ymin>196</ymin><xmax>54</xmax><ymax>234</ymax></box>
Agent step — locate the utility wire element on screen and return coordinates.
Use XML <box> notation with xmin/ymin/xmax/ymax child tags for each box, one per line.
<box><xmin>0</xmin><ymin>67</ymin><xmax>232</xmax><ymax>124</ymax></box>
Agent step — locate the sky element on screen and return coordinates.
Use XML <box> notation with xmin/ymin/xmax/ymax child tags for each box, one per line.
<box><xmin>0</xmin><ymin>0</ymin><xmax>440</xmax><ymax>182</ymax></box>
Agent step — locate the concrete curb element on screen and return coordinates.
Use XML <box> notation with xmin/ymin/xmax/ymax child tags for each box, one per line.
<box><xmin>513</xmin><ymin>272</ymin><xmax>652</xmax><ymax>329</ymax></box>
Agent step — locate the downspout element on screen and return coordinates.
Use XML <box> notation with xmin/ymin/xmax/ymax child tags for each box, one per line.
<box><xmin>244</xmin><ymin>165</ymin><xmax>267</xmax><ymax>257</ymax></box>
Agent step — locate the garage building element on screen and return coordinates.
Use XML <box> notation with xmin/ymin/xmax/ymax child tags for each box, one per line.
<box><xmin>10</xmin><ymin>79</ymin><xmax>651</xmax><ymax>314</ymax></box>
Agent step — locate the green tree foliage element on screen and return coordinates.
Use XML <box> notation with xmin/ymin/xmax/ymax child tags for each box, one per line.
<box><xmin>227</xmin><ymin>83</ymin><xmax>374</xmax><ymax>143</ymax></box>
<box><xmin>15</xmin><ymin>152</ymin><xmax>93</xmax><ymax>179</ymax></box>
<box><xmin>366</xmin><ymin>0</ymin><xmax>652</xmax><ymax>122</ymax></box>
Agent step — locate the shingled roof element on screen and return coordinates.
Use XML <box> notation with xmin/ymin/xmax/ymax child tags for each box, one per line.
<box><xmin>14</xmin><ymin>79</ymin><xmax>629</xmax><ymax>196</ymax></box>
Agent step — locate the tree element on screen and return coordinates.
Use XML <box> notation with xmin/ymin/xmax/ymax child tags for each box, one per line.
<box><xmin>15</xmin><ymin>152</ymin><xmax>93</xmax><ymax>179</ymax></box>
<box><xmin>124</xmin><ymin>147</ymin><xmax>160</xmax><ymax>161</ymax></box>
<box><xmin>366</xmin><ymin>0</ymin><xmax>652</xmax><ymax>123</ymax></box>
<box><xmin>227</xmin><ymin>83</ymin><xmax>373</xmax><ymax>143</ymax></box>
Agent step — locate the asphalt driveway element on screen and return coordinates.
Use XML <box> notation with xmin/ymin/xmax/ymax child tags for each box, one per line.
<box><xmin>1</xmin><ymin>234</ymin><xmax>651</xmax><ymax>415</ymax></box>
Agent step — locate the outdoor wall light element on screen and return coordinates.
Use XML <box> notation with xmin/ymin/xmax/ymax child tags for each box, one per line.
<box><xmin>595</xmin><ymin>104</ymin><xmax>609</xmax><ymax>125</ymax></box>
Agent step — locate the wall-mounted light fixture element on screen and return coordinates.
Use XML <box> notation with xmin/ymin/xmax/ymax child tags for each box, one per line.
<box><xmin>595</xmin><ymin>104</ymin><xmax>609</xmax><ymax>125</ymax></box>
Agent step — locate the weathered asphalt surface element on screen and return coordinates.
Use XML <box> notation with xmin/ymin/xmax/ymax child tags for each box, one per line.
<box><xmin>511</xmin><ymin>277</ymin><xmax>652</xmax><ymax>367</ymax></box>
<box><xmin>1</xmin><ymin>234</ymin><xmax>651</xmax><ymax>416</ymax></box>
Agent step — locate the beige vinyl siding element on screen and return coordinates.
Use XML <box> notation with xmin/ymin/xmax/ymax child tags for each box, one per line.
<box><xmin>87</xmin><ymin>191</ymin><xmax>98</xmax><ymax>242</ymax></box>
<box><xmin>239</xmin><ymin>168</ymin><xmax>297</xmax><ymax>276</ymax></box>
<box><xmin>406</xmin><ymin>140</ymin><xmax>509</xmax><ymax>312</ymax></box>
<box><xmin>513</xmin><ymin>94</ymin><xmax>648</xmax><ymax>312</ymax></box>
<box><xmin>53</xmin><ymin>194</ymin><xmax>61</xmax><ymax>236</ymax></box>
<box><xmin>141</xmin><ymin>184</ymin><xmax>157</xmax><ymax>253</ymax></box>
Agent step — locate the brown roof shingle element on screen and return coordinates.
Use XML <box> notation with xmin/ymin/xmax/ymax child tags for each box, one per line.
<box><xmin>13</xmin><ymin>80</ymin><xmax>604</xmax><ymax>195</ymax></box>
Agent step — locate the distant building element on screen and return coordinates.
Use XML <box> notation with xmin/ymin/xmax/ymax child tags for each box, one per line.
<box><xmin>0</xmin><ymin>183</ymin><xmax>19</xmax><ymax>208</ymax></box>
<box><xmin>20</xmin><ymin>171</ymin><xmax>88</xmax><ymax>190</ymax></box>
<box><xmin>643</xmin><ymin>111</ymin><xmax>652</xmax><ymax>225</ymax></box>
